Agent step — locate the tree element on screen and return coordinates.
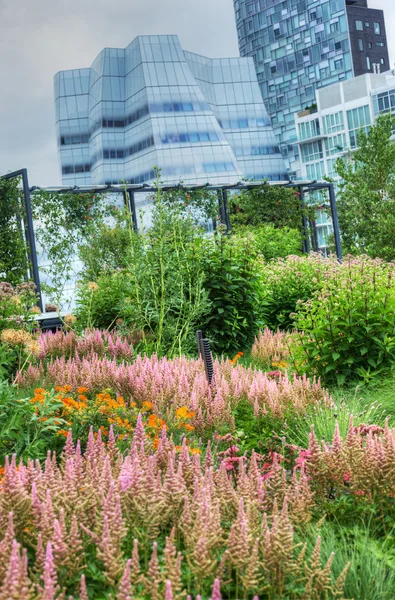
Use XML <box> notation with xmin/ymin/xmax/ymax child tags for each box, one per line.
<box><xmin>229</xmin><ymin>184</ymin><xmax>305</xmax><ymax>229</ymax></box>
<box><xmin>335</xmin><ymin>113</ymin><xmax>395</xmax><ymax>260</ymax></box>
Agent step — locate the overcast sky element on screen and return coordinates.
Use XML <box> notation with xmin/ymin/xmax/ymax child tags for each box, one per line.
<box><xmin>0</xmin><ymin>0</ymin><xmax>393</xmax><ymax>186</ymax></box>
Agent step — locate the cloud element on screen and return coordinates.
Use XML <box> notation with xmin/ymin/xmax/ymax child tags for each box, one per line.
<box><xmin>0</xmin><ymin>0</ymin><xmax>238</xmax><ymax>185</ymax></box>
<box><xmin>0</xmin><ymin>0</ymin><xmax>393</xmax><ymax>186</ymax></box>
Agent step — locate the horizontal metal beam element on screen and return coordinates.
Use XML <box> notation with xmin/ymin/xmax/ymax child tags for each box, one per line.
<box><xmin>30</xmin><ymin>180</ymin><xmax>333</xmax><ymax>195</ymax></box>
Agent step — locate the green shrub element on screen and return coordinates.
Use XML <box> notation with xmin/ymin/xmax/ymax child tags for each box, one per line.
<box><xmin>229</xmin><ymin>184</ymin><xmax>305</xmax><ymax>229</ymax></box>
<box><xmin>78</xmin><ymin>212</ymin><xmax>132</xmax><ymax>282</ymax></box>
<box><xmin>235</xmin><ymin>224</ymin><xmax>302</xmax><ymax>260</ymax></box>
<box><xmin>77</xmin><ymin>191</ymin><xmax>210</xmax><ymax>357</ymax></box>
<box><xmin>293</xmin><ymin>256</ymin><xmax>395</xmax><ymax>385</ymax></box>
<box><xmin>200</xmin><ymin>232</ymin><xmax>265</xmax><ymax>354</ymax></box>
<box><xmin>260</xmin><ymin>253</ymin><xmax>335</xmax><ymax>330</ymax></box>
<box><xmin>0</xmin><ymin>382</ymin><xmax>67</xmax><ymax>461</ymax></box>
<box><xmin>75</xmin><ymin>271</ymin><xmax>132</xmax><ymax>331</ymax></box>
<box><xmin>121</xmin><ymin>196</ymin><xmax>209</xmax><ymax>357</ymax></box>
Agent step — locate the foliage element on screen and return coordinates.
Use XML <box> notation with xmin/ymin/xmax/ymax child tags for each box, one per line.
<box><xmin>235</xmin><ymin>223</ymin><xmax>302</xmax><ymax>260</ymax></box>
<box><xmin>260</xmin><ymin>253</ymin><xmax>335</xmax><ymax>330</ymax></box>
<box><xmin>77</xmin><ymin>185</ymin><xmax>210</xmax><ymax>357</ymax></box>
<box><xmin>78</xmin><ymin>209</ymin><xmax>132</xmax><ymax>282</ymax></box>
<box><xmin>76</xmin><ymin>272</ymin><xmax>132</xmax><ymax>331</ymax></box>
<box><xmin>0</xmin><ymin>381</ymin><xmax>67</xmax><ymax>461</ymax></box>
<box><xmin>27</xmin><ymin>385</ymin><xmax>199</xmax><ymax>456</ymax></box>
<box><xmin>0</xmin><ymin>281</ymin><xmax>40</xmax><ymax>381</ymax></box>
<box><xmin>0</xmin><ymin>176</ymin><xmax>30</xmax><ymax>284</ymax></box>
<box><xmin>336</xmin><ymin>113</ymin><xmax>395</xmax><ymax>260</ymax></box>
<box><xmin>31</xmin><ymin>189</ymin><xmax>111</xmax><ymax>306</ymax></box>
<box><xmin>229</xmin><ymin>184</ymin><xmax>307</xmax><ymax>229</ymax></box>
<box><xmin>16</xmin><ymin>350</ymin><xmax>333</xmax><ymax>439</ymax></box>
<box><xmin>0</xmin><ymin>424</ymin><xmax>349</xmax><ymax>600</ymax></box>
<box><xmin>122</xmin><ymin>190</ymin><xmax>209</xmax><ymax>357</ymax></box>
<box><xmin>301</xmin><ymin>522</ymin><xmax>395</xmax><ymax>600</ymax></box>
<box><xmin>292</xmin><ymin>255</ymin><xmax>395</xmax><ymax>385</ymax></box>
<box><xmin>200</xmin><ymin>231</ymin><xmax>265</xmax><ymax>354</ymax></box>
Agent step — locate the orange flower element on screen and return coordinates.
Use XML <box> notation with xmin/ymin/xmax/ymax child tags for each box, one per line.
<box><xmin>176</xmin><ymin>406</ymin><xmax>190</xmax><ymax>419</ymax></box>
<box><xmin>153</xmin><ymin>437</ymin><xmax>159</xmax><ymax>449</ymax></box>
<box><xmin>184</xmin><ymin>424</ymin><xmax>195</xmax><ymax>432</ymax></box>
<box><xmin>57</xmin><ymin>430</ymin><xmax>69</xmax><ymax>437</ymax></box>
<box><xmin>77</xmin><ymin>387</ymin><xmax>88</xmax><ymax>394</ymax></box>
<box><xmin>34</xmin><ymin>388</ymin><xmax>46</xmax><ymax>395</ymax></box>
<box><xmin>143</xmin><ymin>401</ymin><xmax>153</xmax><ymax>411</ymax></box>
<box><xmin>147</xmin><ymin>414</ymin><xmax>165</xmax><ymax>430</ymax></box>
<box><xmin>78</xmin><ymin>394</ymin><xmax>88</xmax><ymax>402</ymax></box>
<box><xmin>230</xmin><ymin>351</ymin><xmax>244</xmax><ymax>365</ymax></box>
<box><xmin>190</xmin><ymin>448</ymin><xmax>201</xmax><ymax>455</ymax></box>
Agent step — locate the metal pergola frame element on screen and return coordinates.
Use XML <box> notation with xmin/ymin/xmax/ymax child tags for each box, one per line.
<box><xmin>1</xmin><ymin>169</ymin><xmax>43</xmax><ymax>310</ymax></box>
<box><xmin>1</xmin><ymin>171</ymin><xmax>342</xmax><ymax>311</ymax></box>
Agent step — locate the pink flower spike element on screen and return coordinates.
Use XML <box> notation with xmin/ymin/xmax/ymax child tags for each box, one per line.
<box><xmin>80</xmin><ymin>574</ymin><xmax>89</xmax><ymax>600</ymax></box>
<box><xmin>165</xmin><ymin>580</ymin><xmax>173</xmax><ymax>600</ymax></box>
<box><xmin>210</xmin><ymin>578</ymin><xmax>222</xmax><ymax>600</ymax></box>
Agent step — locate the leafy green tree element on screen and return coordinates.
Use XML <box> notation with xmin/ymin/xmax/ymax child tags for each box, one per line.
<box><xmin>229</xmin><ymin>184</ymin><xmax>305</xmax><ymax>229</ymax></box>
<box><xmin>335</xmin><ymin>113</ymin><xmax>395</xmax><ymax>260</ymax></box>
<box><xmin>31</xmin><ymin>189</ymin><xmax>110</xmax><ymax>305</ymax></box>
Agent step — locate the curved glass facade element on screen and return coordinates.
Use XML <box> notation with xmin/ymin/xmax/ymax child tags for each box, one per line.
<box><xmin>54</xmin><ymin>35</ymin><xmax>287</xmax><ymax>185</ymax></box>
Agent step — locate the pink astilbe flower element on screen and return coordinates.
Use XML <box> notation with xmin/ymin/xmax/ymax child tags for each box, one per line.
<box><xmin>117</xmin><ymin>559</ymin><xmax>132</xmax><ymax>600</ymax></box>
<box><xmin>209</xmin><ymin>578</ymin><xmax>222</xmax><ymax>600</ymax></box>
<box><xmin>0</xmin><ymin>539</ymin><xmax>31</xmax><ymax>600</ymax></box>
<box><xmin>41</xmin><ymin>542</ymin><xmax>59</xmax><ymax>600</ymax></box>
<box><xmin>164</xmin><ymin>580</ymin><xmax>173</xmax><ymax>600</ymax></box>
<box><xmin>79</xmin><ymin>574</ymin><xmax>88</xmax><ymax>600</ymax></box>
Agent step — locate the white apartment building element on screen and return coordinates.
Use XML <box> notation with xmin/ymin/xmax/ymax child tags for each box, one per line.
<box><xmin>295</xmin><ymin>68</ymin><xmax>395</xmax><ymax>248</ymax></box>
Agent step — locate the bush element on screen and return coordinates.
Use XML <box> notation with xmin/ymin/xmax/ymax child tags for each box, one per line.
<box><xmin>77</xmin><ymin>192</ymin><xmax>209</xmax><ymax>357</ymax></box>
<box><xmin>260</xmin><ymin>253</ymin><xmax>336</xmax><ymax>330</ymax></box>
<box><xmin>235</xmin><ymin>224</ymin><xmax>302</xmax><ymax>260</ymax></box>
<box><xmin>78</xmin><ymin>212</ymin><xmax>132</xmax><ymax>282</ymax></box>
<box><xmin>75</xmin><ymin>272</ymin><xmax>132</xmax><ymax>331</ymax></box>
<box><xmin>200</xmin><ymin>232</ymin><xmax>265</xmax><ymax>354</ymax></box>
<box><xmin>229</xmin><ymin>184</ymin><xmax>305</xmax><ymax>229</ymax></box>
<box><xmin>293</xmin><ymin>256</ymin><xmax>395</xmax><ymax>385</ymax></box>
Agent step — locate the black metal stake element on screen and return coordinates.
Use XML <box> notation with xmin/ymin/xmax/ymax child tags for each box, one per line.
<box><xmin>196</xmin><ymin>330</ymin><xmax>203</xmax><ymax>358</ymax></box>
<box><xmin>201</xmin><ymin>338</ymin><xmax>214</xmax><ymax>385</ymax></box>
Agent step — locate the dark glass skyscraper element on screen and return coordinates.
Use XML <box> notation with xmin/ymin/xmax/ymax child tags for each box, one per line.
<box><xmin>234</xmin><ymin>0</ymin><xmax>389</xmax><ymax>175</ymax></box>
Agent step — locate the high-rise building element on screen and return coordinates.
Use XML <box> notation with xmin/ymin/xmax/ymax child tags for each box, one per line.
<box><xmin>295</xmin><ymin>68</ymin><xmax>395</xmax><ymax>249</ymax></box>
<box><xmin>54</xmin><ymin>35</ymin><xmax>287</xmax><ymax>186</ymax></box>
<box><xmin>234</xmin><ymin>0</ymin><xmax>390</xmax><ymax>176</ymax></box>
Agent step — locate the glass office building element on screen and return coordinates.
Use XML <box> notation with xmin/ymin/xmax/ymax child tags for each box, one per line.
<box><xmin>234</xmin><ymin>0</ymin><xmax>389</xmax><ymax>176</ymax></box>
<box><xmin>54</xmin><ymin>35</ymin><xmax>287</xmax><ymax>185</ymax></box>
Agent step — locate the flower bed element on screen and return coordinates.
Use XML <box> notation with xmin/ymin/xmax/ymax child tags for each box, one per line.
<box><xmin>0</xmin><ymin>425</ymin><xmax>352</xmax><ymax>600</ymax></box>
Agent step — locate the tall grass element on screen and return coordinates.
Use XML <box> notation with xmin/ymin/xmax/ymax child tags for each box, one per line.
<box><xmin>301</xmin><ymin>521</ymin><xmax>395</xmax><ymax>600</ymax></box>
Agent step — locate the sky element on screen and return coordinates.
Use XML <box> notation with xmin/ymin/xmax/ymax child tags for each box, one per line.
<box><xmin>0</xmin><ymin>0</ymin><xmax>393</xmax><ymax>186</ymax></box>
